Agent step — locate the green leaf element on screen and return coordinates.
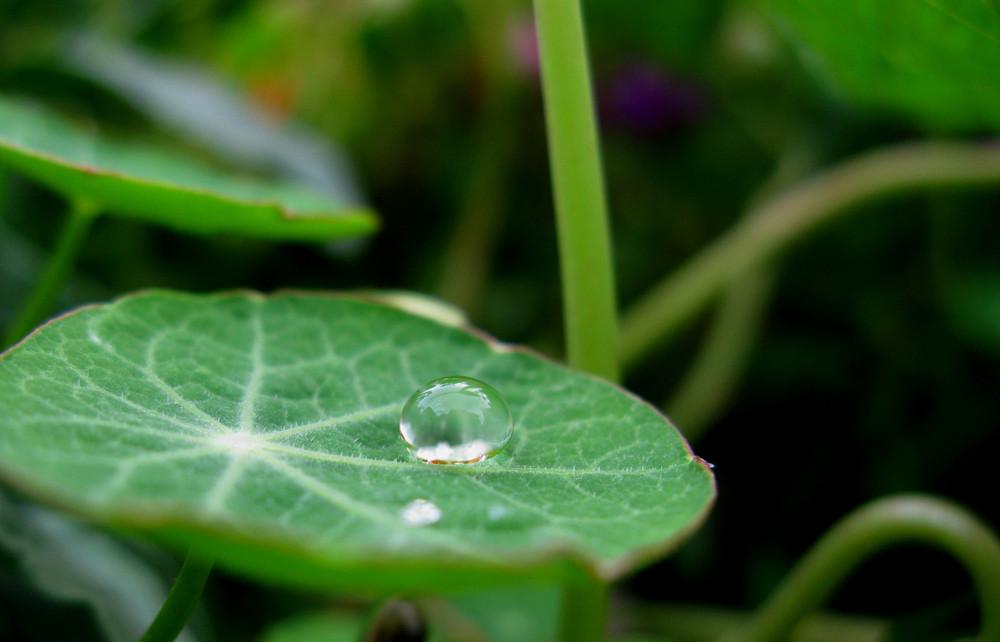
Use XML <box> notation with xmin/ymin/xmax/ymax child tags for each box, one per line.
<box><xmin>0</xmin><ymin>291</ymin><xmax>714</xmax><ymax>592</ymax></box>
<box><xmin>0</xmin><ymin>96</ymin><xmax>377</xmax><ymax>241</ymax></box>
<box><xmin>443</xmin><ymin>586</ymin><xmax>560</xmax><ymax>642</ymax></box>
<box><xmin>61</xmin><ymin>34</ymin><xmax>365</xmax><ymax>201</ymax></box>
<box><xmin>260</xmin><ymin>612</ymin><xmax>362</xmax><ymax>642</ymax></box>
<box><xmin>760</xmin><ymin>0</ymin><xmax>1000</xmax><ymax>132</ymax></box>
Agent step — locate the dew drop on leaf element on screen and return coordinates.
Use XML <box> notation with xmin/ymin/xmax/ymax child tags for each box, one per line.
<box><xmin>399</xmin><ymin>376</ymin><xmax>513</xmax><ymax>464</ymax></box>
<box><xmin>400</xmin><ymin>499</ymin><xmax>442</xmax><ymax>527</ymax></box>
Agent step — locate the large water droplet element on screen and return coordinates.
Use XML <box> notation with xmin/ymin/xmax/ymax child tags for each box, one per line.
<box><xmin>399</xmin><ymin>376</ymin><xmax>513</xmax><ymax>464</ymax></box>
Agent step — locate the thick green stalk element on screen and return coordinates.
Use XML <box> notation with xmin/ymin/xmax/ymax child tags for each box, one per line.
<box><xmin>2</xmin><ymin>198</ymin><xmax>99</xmax><ymax>349</ymax></box>
<box><xmin>723</xmin><ymin>495</ymin><xmax>1000</xmax><ymax>642</ymax></box>
<box><xmin>139</xmin><ymin>550</ymin><xmax>214</xmax><ymax>642</ymax></box>
<box><xmin>533</xmin><ymin>0</ymin><xmax>616</xmax><ymax>638</ymax></box>
<box><xmin>619</xmin><ymin>141</ymin><xmax>1000</xmax><ymax>370</ymax></box>
<box><xmin>533</xmin><ymin>0</ymin><xmax>619</xmax><ymax>382</ymax></box>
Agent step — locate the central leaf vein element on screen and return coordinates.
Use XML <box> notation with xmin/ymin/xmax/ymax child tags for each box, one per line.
<box><xmin>239</xmin><ymin>306</ymin><xmax>266</xmax><ymax>433</ymax></box>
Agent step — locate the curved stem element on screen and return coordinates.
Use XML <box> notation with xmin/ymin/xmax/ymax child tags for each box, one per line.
<box><xmin>665</xmin><ymin>147</ymin><xmax>813</xmax><ymax>440</ymax></box>
<box><xmin>2</xmin><ymin>198</ymin><xmax>99</xmax><ymax>349</ymax></box>
<box><xmin>533</xmin><ymin>0</ymin><xmax>619</xmax><ymax>382</ymax></box>
<box><xmin>665</xmin><ymin>266</ymin><xmax>776</xmax><ymax>440</ymax></box>
<box><xmin>139</xmin><ymin>549</ymin><xmax>214</xmax><ymax>642</ymax></box>
<box><xmin>722</xmin><ymin>495</ymin><xmax>1000</xmax><ymax>642</ymax></box>
<box><xmin>630</xmin><ymin>602</ymin><xmax>888</xmax><ymax>642</ymax></box>
<box><xmin>619</xmin><ymin>141</ymin><xmax>1000</xmax><ymax>370</ymax></box>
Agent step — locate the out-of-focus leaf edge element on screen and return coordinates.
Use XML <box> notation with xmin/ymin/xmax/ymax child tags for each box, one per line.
<box><xmin>0</xmin><ymin>141</ymin><xmax>378</xmax><ymax>241</ymax></box>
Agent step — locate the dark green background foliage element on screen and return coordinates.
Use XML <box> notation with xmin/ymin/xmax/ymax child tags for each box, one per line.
<box><xmin>1</xmin><ymin>0</ymin><xmax>999</xmax><ymax>640</ymax></box>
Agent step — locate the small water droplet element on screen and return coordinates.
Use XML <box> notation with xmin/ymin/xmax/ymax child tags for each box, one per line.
<box><xmin>487</xmin><ymin>504</ymin><xmax>508</xmax><ymax>521</ymax></box>
<box><xmin>399</xmin><ymin>376</ymin><xmax>513</xmax><ymax>464</ymax></box>
<box><xmin>400</xmin><ymin>499</ymin><xmax>441</xmax><ymax>527</ymax></box>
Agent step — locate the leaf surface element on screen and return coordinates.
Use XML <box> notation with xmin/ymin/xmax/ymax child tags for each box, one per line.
<box><xmin>0</xmin><ymin>97</ymin><xmax>377</xmax><ymax>240</ymax></box>
<box><xmin>260</xmin><ymin>613</ymin><xmax>362</xmax><ymax>642</ymax></box>
<box><xmin>760</xmin><ymin>0</ymin><xmax>1000</xmax><ymax>132</ymax></box>
<box><xmin>0</xmin><ymin>292</ymin><xmax>714</xmax><ymax>591</ymax></box>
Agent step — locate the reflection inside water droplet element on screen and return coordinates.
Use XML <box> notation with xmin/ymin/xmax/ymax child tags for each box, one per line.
<box><xmin>399</xmin><ymin>376</ymin><xmax>513</xmax><ymax>464</ymax></box>
<box><xmin>400</xmin><ymin>499</ymin><xmax>441</xmax><ymax>527</ymax></box>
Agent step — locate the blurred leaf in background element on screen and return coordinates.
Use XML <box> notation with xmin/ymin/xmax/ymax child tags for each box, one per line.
<box><xmin>0</xmin><ymin>493</ymin><xmax>202</xmax><ymax>642</ymax></box>
<box><xmin>759</xmin><ymin>0</ymin><xmax>1000</xmax><ymax>132</ymax></box>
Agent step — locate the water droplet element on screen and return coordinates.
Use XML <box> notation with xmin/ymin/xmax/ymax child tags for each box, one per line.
<box><xmin>487</xmin><ymin>504</ymin><xmax>508</xmax><ymax>521</ymax></box>
<box><xmin>399</xmin><ymin>376</ymin><xmax>513</xmax><ymax>464</ymax></box>
<box><xmin>400</xmin><ymin>499</ymin><xmax>441</xmax><ymax>527</ymax></box>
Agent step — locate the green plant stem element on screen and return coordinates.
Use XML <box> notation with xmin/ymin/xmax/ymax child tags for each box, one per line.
<box><xmin>139</xmin><ymin>549</ymin><xmax>214</xmax><ymax>642</ymax></box>
<box><xmin>534</xmin><ymin>0</ymin><xmax>616</xmax><ymax>636</ymax></box>
<box><xmin>722</xmin><ymin>495</ymin><xmax>1000</xmax><ymax>642</ymax></box>
<box><xmin>559</xmin><ymin>572</ymin><xmax>608</xmax><ymax>642</ymax></box>
<box><xmin>0</xmin><ymin>168</ymin><xmax>9</xmax><ymax>227</ymax></box>
<box><xmin>533</xmin><ymin>0</ymin><xmax>619</xmax><ymax>382</ymax></box>
<box><xmin>619</xmin><ymin>141</ymin><xmax>1000</xmax><ymax>370</ymax></box>
<box><xmin>2</xmin><ymin>198</ymin><xmax>99</xmax><ymax>349</ymax></box>
<box><xmin>664</xmin><ymin>147</ymin><xmax>814</xmax><ymax>440</ymax></box>
<box><xmin>434</xmin><ymin>0</ymin><xmax>520</xmax><ymax>318</ymax></box>
<box><xmin>665</xmin><ymin>266</ymin><xmax>775</xmax><ymax>440</ymax></box>
<box><xmin>435</xmin><ymin>85</ymin><xmax>521</xmax><ymax>318</ymax></box>
<box><xmin>629</xmin><ymin>602</ymin><xmax>887</xmax><ymax>642</ymax></box>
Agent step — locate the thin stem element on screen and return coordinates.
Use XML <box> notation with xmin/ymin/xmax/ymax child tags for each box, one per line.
<box><xmin>434</xmin><ymin>0</ymin><xmax>519</xmax><ymax>317</ymax></box>
<box><xmin>630</xmin><ymin>602</ymin><xmax>888</xmax><ymax>642</ymax></box>
<box><xmin>619</xmin><ymin>141</ymin><xmax>1000</xmax><ymax>370</ymax></box>
<box><xmin>533</xmin><ymin>0</ymin><xmax>619</xmax><ymax>381</ymax></box>
<box><xmin>2</xmin><ymin>198</ymin><xmax>99</xmax><ymax>349</ymax></box>
<box><xmin>435</xmin><ymin>86</ymin><xmax>521</xmax><ymax>318</ymax></box>
<box><xmin>722</xmin><ymin>495</ymin><xmax>1000</xmax><ymax>642</ymax></box>
<box><xmin>664</xmin><ymin>148</ymin><xmax>813</xmax><ymax>439</ymax></box>
<box><xmin>139</xmin><ymin>549</ymin><xmax>214</xmax><ymax>642</ymax></box>
<box><xmin>559</xmin><ymin>573</ymin><xmax>608</xmax><ymax>642</ymax></box>
<box><xmin>665</xmin><ymin>266</ymin><xmax>775</xmax><ymax>441</ymax></box>
<box><xmin>0</xmin><ymin>168</ymin><xmax>9</xmax><ymax>228</ymax></box>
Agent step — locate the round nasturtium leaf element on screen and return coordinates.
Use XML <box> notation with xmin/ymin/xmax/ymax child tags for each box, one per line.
<box><xmin>0</xmin><ymin>291</ymin><xmax>715</xmax><ymax>592</ymax></box>
<box><xmin>0</xmin><ymin>96</ymin><xmax>377</xmax><ymax>241</ymax></box>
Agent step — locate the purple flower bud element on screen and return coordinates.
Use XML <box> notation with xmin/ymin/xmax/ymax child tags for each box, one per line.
<box><xmin>602</xmin><ymin>63</ymin><xmax>708</xmax><ymax>136</ymax></box>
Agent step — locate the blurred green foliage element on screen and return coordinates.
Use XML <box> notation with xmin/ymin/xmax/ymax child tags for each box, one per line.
<box><xmin>1</xmin><ymin>0</ymin><xmax>999</xmax><ymax>640</ymax></box>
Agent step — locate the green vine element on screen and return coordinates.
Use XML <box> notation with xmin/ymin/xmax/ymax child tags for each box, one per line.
<box><xmin>139</xmin><ymin>549</ymin><xmax>214</xmax><ymax>642</ymax></box>
<box><xmin>3</xmin><ymin>198</ymin><xmax>99</xmax><ymax>349</ymax></box>
<box><xmin>723</xmin><ymin>495</ymin><xmax>1000</xmax><ymax>642</ymax></box>
<box><xmin>619</xmin><ymin>141</ymin><xmax>1000</xmax><ymax>369</ymax></box>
